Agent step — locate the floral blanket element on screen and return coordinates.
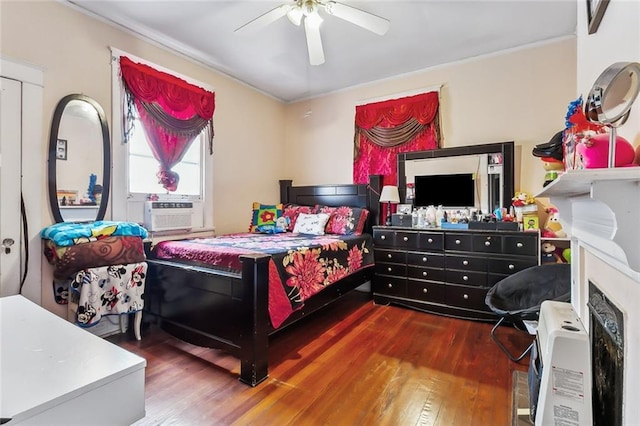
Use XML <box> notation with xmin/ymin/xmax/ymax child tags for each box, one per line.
<box><xmin>152</xmin><ymin>233</ymin><xmax>374</xmax><ymax>328</ymax></box>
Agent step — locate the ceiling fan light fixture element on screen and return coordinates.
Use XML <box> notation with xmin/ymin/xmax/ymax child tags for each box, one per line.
<box><xmin>287</xmin><ymin>6</ymin><xmax>303</xmax><ymax>26</ymax></box>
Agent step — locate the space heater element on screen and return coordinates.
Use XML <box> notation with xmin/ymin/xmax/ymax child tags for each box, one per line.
<box><xmin>529</xmin><ymin>300</ymin><xmax>592</xmax><ymax>426</ymax></box>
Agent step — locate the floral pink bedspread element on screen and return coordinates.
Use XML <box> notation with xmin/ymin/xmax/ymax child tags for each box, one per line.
<box><xmin>151</xmin><ymin>233</ymin><xmax>374</xmax><ymax>327</ymax></box>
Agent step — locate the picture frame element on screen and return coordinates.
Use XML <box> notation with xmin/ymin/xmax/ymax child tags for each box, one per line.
<box><xmin>397</xmin><ymin>203</ymin><xmax>413</xmax><ymax>215</ymax></box>
<box><xmin>56</xmin><ymin>190</ymin><xmax>78</xmax><ymax>206</ymax></box>
<box><xmin>56</xmin><ymin>138</ymin><xmax>68</xmax><ymax>160</ymax></box>
<box><xmin>586</xmin><ymin>0</ymin><xmax>610</xmax><ymax>35</ymax></box>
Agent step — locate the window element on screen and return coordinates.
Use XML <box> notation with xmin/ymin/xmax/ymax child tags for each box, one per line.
<box><xmin>110</xmin><ymin>48</ymin><xmax>214</xmax><ymax>230</ymax></box>
<box><xmin>126</xmin><ymin>109</ymin><xmax>204</xmax><ymax>199</ymax></box>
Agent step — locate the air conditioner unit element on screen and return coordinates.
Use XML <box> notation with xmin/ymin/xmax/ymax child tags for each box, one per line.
<box><xmin>143</xmin><ymin>201</ymin><xmax>194</xmax><ymax>232</ymax></box>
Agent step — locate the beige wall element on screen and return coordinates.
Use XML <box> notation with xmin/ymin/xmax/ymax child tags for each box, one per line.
<box><xmin>0</xmin><ymin>1</ymin><xmax>286</xmax><ymax>236</ymax></box>
<box><xmin>283</xmin><ymin>38</ymin><xmax>578</xmax><ymax>196</ymax></box>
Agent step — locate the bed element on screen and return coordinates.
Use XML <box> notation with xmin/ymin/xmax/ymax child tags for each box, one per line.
<box><xmin>143</xmin><ymin>177</ymin><xmax>382</xmax><ymax>386</ymax></box>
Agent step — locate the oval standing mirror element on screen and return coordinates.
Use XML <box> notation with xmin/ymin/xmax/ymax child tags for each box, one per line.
<box><xmin>48</xmin><ymin>94</ymin><xmax>111</xmax><ymax>223</ymax></box>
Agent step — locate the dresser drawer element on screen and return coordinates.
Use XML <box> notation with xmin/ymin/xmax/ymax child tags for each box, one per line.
<box><xmin>374</xmin><ymin>249</ymin><xmax>406</xmax><ymax>264</ymax></box>
<box><xmin>407</xmin><ymin>251</ymin><xmax>444</xmax><ymax>268</ymax></box>
<box><xmin>445</xmin><ymin>254</ymin><xmax>487</xmax><ymax>272</ymax></box>
<box><xmin>445</xmin><ymin>285</ymin><xmax>491</xmax><ymax>312</ymax></box>
<box><xmin>407</xmin><ymin>266</ymin><xmax>445</xmax><ymax>282</ymax></box>
<box><xmin>473</xmin><ymin>234</ymin><xmax>502</xmax><ymax>253</ymax></box>
<box><xmin>504</xmin><ymin>234</ymin><xmax>539</xmax><ymax>256</ymax></box>
<box><xmin>373</xmin><ymin>276</ymin><xmax>407</xmax><ymax>297</ymax></box>
<box><xmin>445</xmin><ymin>269</ymin><xmax>487</xmax><ymax>287</ymax></box>
<box><xmin>407</xmin><ymin>280</ymin><xmax>446</xmax><ymax>304</ymax></box>
<box><xmin>445</xmin><ymin>233</ymin><xmax>473</xmax><ymax>251</ymax></box>
<box><xmin>418</xmin><ymin>232</ymin><xmax>444</xmax><ymax>251</ymax></box>
<box><xmin>375</xmin><ymin>262</ymin><xmax>407</xmax><ymax>277</ymax></box>
<box><xmin>373</xmin><ymin>229</ymin><xmax>396</xmax><ymax>247</ymax></box>
<box><xmin>393</xmin><ymin>231</ymin><xmax>420</xmax><ymax>249</ymax></box>
<box><xmin>488</xmin><ymin>257</ymin><xmax>538</xmax><ymax>275</ymax></box>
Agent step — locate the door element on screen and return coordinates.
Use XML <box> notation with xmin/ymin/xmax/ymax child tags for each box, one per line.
<box><xmin>0</xmin><ymin>76</ymin><xmax>22</xmax><ymax>295</ymax></box>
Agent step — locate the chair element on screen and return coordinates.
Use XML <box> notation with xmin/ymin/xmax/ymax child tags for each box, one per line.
<box><xmin>485</xmin><ymin>263</ymin><xmax>571</xmax><ymax>362</ymax></box>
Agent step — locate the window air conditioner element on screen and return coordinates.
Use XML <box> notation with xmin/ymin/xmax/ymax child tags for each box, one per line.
<box><xmin>144</xmin><ymin>201</ymin><xmax>194</xmax><ymax>232</ymax></box>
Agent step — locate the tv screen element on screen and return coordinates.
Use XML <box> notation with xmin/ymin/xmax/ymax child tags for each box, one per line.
<box><xmin>414</xmin><ymin>173</ymin><xmax>475</xmax><ymax>207</ymax></box>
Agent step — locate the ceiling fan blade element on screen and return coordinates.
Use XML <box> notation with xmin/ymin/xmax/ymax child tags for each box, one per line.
<box><xmin>234</xmin><ymin>4</ymin><xmax>290</xmax><ymax>34</ymax></box>
<box><xmin>304</xmin><ymin>17</ymin><xmax>325</xmax><ymax>66</ymax></box>
<box><xmin>324</xmin><ymin>1</ymin><xmax>389</xmax><ymax>35</ymax></box>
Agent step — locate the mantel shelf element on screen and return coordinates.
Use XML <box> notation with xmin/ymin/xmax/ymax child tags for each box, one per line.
<box><xmin>536</xmin><ymin>168</ymin><xmax>640</xmax><ymax>274</ymax></box>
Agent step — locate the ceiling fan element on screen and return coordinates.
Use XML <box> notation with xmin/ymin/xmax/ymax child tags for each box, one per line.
<box><xmin>234</xmin><ymin>0</ymin><xmax>390</xmax><ymax>66</ymax></box>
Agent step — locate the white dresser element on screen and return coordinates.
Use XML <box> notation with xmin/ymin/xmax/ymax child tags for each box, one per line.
<box><xmin>0</xmin><ymin>295</ymin><xmax>146</xmax><ymax>425</ymax></box>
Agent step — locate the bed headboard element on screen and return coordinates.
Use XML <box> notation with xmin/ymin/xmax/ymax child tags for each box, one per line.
<box><xmin>279</xmin><ymin>176</ymin><xmax>382</xmax><ymax>234</ymax></box>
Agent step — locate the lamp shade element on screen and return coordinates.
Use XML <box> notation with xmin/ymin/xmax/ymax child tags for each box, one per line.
<box><xmin>379</xmin><ymin>185</ymin><xmax>400</xmax><ymax>203</ymax></box>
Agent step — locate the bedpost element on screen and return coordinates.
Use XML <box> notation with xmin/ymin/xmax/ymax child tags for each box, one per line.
<box><xmin>368</xmin><ymin>175</ymin><xmax>382</xmax><ymax>230</ymax></box>
<box><xmin>238</xmin><ymin>253</ymin><xmax>270</xmax><ymax>386</ymax></box>
<box><xmin>279</xmin><ymin>180</ymin><xmax>293</xmax><ymax>204</ymax></box>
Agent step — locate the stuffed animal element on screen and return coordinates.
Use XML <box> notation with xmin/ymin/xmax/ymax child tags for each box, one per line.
<box><xmin>575</xmin><ymin>133</ymin><xmax>637</xmax><ymax>169</ymax></box>
<box><xmin>542</xmin><ymin>207</ymin><xmax>566</xmax><ymax>239</ymax></box>
<box><xmin>541</xmin><ymin>241</ymin><xmax>563</xmax><ymax>264</ymax></box>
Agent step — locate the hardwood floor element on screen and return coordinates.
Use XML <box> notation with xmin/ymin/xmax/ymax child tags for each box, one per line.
<box><xmin>109</xmin><ymin>291</ymin><xmax>531</xmax><ymax>425</ymax></box>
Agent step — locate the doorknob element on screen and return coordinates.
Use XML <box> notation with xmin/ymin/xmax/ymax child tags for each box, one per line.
<box><xmin>2</xmin><ymin>238</ymin><xmax>15</xmax><ymax>254</ymax></box>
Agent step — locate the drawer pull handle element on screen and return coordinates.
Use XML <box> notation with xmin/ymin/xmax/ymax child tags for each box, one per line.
<box><xmin>381</xmin><ymin>235</ymin><xmax>386</xmax><ymax>240</ymax></box>
<box><xmin>455</xmin><ymin>239</ymin><xmax>461</xmax><ymax>245</ymax></box>
<box><xmin>422</xmin><ymin>271</ymin><xmax>428</xmax><ymax>277</ymax></box>
<box><xmin>422</xmin><ymin>257</ymin><xmax>428</xmax><ymax>262</ymax></box>
<box><xmin>387</xmin><ymin>253</ymin><xmax>392</xmax><ymax>259</ymax></box>
<box><xmin>403</xmin><ymin>236</ymin><xmax>409</xmax><ymax>242</ymax></box>
<box><xmin>427</xmin><ymin>238</ymin><xmax>433</xmax><ymax>243</ymax></box>
<box><xmin>463</xmin><ymin>275</ymin><xmax>469</xmax><ymax>281</ymax></box>
<box><xmin>387</xmin><ymin>283</ymin><xmax>393</xmax><ymax>288</ymax></box>
<box><xmin>387</xmin><ymin>267</ymin><xmax>393</xmax><ymax>272</ymax></box>
<box><xmin>517</xmin><ymin>242</ymin><xmax>523</xmax><ymax>248</ymax></box>
<box><xmin>485</xmin><ymin>241</ymin><xmax>491</xmax><ymax>246</ymax></box>
<box><xmin>463</xmin><ymin>294</ymin><xmax>469</xmax><ymax>300</ymax></box>
<box><xmin>422</xmin><ymin>288</ymin><xmax>428</xmax><ymax>294</ymax></box>
<box><xmin>462</xmin><ymin>260</ymin><xmax>469</xmax><ymax>266</ymax></box>
<box><xmin>509</xmin><ymin>264</ymin><xmax>515</xmax><ymax>270</ymax></box>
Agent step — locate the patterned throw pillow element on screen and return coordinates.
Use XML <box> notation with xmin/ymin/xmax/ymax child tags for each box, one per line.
<box><xmin>249</xmin><ymin>202</ymin><xmax>283</xmax><ymax>233</ymax></box>
<box><xmin>292</xmin><ymin>213</ymin><xmax>331</xmax><ymax>235</ymax></box>
<box><xmin>282</xmin><ymin>204</ymin><xmax>315</xmax><ymax>232</ymax></box>
<box><xmin>325</xmin><ymin>207</ymin><xmax>370</xmax><ymax>235</ymax></box>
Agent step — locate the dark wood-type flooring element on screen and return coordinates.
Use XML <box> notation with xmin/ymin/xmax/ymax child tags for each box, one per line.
<box><xmin>109</xmin><ymin>291</ymin><xmax>531</xmax><ymax>426</ymax></box>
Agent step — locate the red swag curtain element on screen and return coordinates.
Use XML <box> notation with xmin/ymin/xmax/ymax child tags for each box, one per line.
<box><xmin>120</xmin><ymin>56</ymin><xmax>215</xmax><ymax>191</ymax></box>
<box><xmin>353</xmin><ymin>91</ymin><xmax>440</xmax><ymax>187</ymax></box>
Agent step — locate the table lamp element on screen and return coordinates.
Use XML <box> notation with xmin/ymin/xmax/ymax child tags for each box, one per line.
<box><xmin>379</xmin><ymin>185</ymin><xmax>400</xmax><ymax>226</ymax></box>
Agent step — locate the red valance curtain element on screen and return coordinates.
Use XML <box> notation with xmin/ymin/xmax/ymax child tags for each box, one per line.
<box><xmin>353</xmin><ymin>92</ymin><xmax>440</xmax><ymax>187</ymax></box>
<box><xmin>120</xmin><ymin>56</ymin><xmax>215</xmax><ymax>192</ymax></box>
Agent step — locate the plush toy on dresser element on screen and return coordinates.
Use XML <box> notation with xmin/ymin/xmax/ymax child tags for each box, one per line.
<box><xmin>542</xmin><ymin>207</ymin><xmax>566</xmax><ymax>239</ymax></box>
<box><xmin>541</xmin><ymin>241</ymin><xmax>563</xmax><ymax>264</ymax></box>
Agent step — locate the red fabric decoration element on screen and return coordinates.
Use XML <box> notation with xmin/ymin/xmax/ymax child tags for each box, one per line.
<box><xmin>353</xmin><ymin>92</ymin><xmax>439</xmax><ymax>186</ymax></box>
<box><xmin>120</xmin><ymin>56</ymin><xmax>215</xmax><ymax>192</ymax></box>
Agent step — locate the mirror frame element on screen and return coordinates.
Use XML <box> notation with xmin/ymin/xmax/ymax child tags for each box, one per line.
<box><xmin>397</xmin><ymin>141</ymin><xmax>515</xmax><ymax>209</ymax></box>
<box><xmin>48</xmin><ymin>94</ymin><xmax>111</xmax><ymax>223</ymax></box>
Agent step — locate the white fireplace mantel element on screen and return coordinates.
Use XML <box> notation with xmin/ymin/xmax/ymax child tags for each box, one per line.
<box><xmin>536</xmin><ymin>168</ymin><xmax>640</xmax><ymax>277</ymax></box>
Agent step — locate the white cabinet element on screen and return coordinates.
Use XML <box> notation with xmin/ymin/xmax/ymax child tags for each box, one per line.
<box><xmin>0</xmin><ymin>295</ymin><xmax>146</xmax><ymax>425</ymax></box>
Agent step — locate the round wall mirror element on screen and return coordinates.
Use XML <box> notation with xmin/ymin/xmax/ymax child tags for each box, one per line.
<box><xmin>48</xmin><ymin>94</ymin><xmax>111</xmax><ymax>223</ymax></box>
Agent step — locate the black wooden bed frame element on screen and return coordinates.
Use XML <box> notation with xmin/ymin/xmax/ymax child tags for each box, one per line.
<box><xmin>143</xmin><ymin>177</ymin><xmax>382</xmax><ymax>386</ymax></box>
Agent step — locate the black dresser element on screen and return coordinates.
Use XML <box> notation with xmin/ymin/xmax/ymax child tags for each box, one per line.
<box><xmin>372</xmin><ymin>226</ymin><xmax>539</xmax><ymax>321</ymax></box>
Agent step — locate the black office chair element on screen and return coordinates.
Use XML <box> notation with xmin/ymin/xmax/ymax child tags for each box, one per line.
<box><xmin>485</xmin><ymin>263</ymin><xmax>571</xmax><ymax>362</ymax></box>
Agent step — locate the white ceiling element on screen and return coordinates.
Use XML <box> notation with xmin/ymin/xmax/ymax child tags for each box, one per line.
<box><xmin>65</xmin><ymin>0</ymin><xmax>577</xmax><ymax>103</ymax></box>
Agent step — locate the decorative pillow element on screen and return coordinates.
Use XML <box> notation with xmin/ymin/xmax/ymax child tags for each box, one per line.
<box><xmin>249</xmin><ymin>202</ymin><xmax>283</xmax><ymax>233</ymax></box>
<box><xmin>292</xmin><ymin>213</ymin><xmax>331</xmax><ymax>235</ymax></box>
<box><xmin>255</xmin><ymin>216</ymin><xmax>289</xmax><ymax>234</ymax></box>
<box><xmin>283</xmin><ymin>204</ymin><xmax>315</xmax><ymax>232</ymax></box>
<box><xmin>326</xmin><ymin>207</ymin><xmax>370</xmax><ymax>235</ymax></box>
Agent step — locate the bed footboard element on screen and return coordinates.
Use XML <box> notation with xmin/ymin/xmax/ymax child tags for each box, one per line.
<box><xmin>144</xmin><ymin>254</ymin><xmax>271</xmax><ymax>386</ymax></box>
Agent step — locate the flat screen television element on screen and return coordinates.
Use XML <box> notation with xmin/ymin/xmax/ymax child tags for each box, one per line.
<box><xmin>414</xmin><ymin>173</ymin><xmax>475</xmax><ymax>207</ymax></box>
